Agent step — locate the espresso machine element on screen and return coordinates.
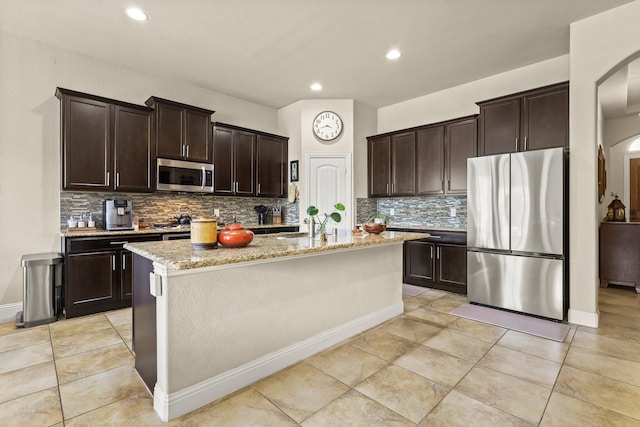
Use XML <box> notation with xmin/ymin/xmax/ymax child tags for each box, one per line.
<box><xmin>103</xmin><ymin>199</ymin><xmax>134</xmax><ymax>230</ymax></box>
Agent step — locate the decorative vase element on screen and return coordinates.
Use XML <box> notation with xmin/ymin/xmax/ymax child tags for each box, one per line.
<box><xmin>318</xmin><ymin>223</ymin><xmax>328</xmax><ymax>241</ymax></box>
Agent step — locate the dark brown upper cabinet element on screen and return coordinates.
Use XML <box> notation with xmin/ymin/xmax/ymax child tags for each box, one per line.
<box><xmin>477</xmin><ymin>82</ymin><xmax>568</xmax><ymax>156</ymax></box>
<box><xmin>445</xmin><ymin>116</ymin><xmax>477</xmax><ymax>194</ymax></box>
<box><xmin>256</xmin><ymin>133</ymin><xmax>288</xmax><ymax>198</ymax></box>
<box><xmin>212</xmin><ymin>124</ymin><xmax>256</xmax><ymax>196</ymax></box>
<box><xmin>212</xmin><ymin>123</ymin><xmax>288</xmax><ymax>198</ymax></box>
<box><xmin>367</xmin><ymin>131</ymin><xmax>416</xmax><ymax>197</ymax></box>
<box><xmin>57</xmin><ymin>88</ymin><xmax>154</xmax><ymax>193</ymax></box>
<box><xmin>416</xmin><ymin>116</ymin><xmax>477</xmax><ymax>196</ymax></box>
<box><xmin>145</xmin><ymin>97</ymin><xmax>214</xmax><ymax>163</ymax></box>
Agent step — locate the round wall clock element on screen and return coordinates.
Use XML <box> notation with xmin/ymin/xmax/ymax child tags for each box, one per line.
<box><xmin>313</xmin><ymin>111</ymin><xmax>343</xmax><ymax>142</ymax></box>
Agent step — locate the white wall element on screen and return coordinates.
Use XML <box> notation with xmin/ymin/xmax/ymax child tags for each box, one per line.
<box><xmin>353</xmin><ymin>102</ymin><xmax>377</xmax><ymax>198</ymax></box>
<box><xmin>570</xmin><ymin>0</ymin><xmax>640</xmax><ymax>326</ymax></box>
<box><xmin>377</xmin><ymin>56</ymin><xmax>569</xmax><ymax>133</ymax></box>
<box><xmin>603</xmin><ymin>115</ymin><xmax>640</xmax><ymax>215</ymax></box>
<box><xmin>279</xmin><ymin>100</ymin><xmax>356</xmax><ymax>230</ymax></box>
<box><xmin>0</xmin><ymin>31</ymin><xmax>279</xmax><ymax>312</ymax></box>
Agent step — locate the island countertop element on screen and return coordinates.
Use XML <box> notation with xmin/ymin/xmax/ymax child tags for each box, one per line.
<box><xmin>124</xmin><ymin>230</ymin><xmax>429</xmax><ymax>270</ymax></box>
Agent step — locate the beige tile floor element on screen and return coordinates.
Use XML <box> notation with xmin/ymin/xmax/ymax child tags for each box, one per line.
<box><xmin>1</xmin><ymin>285</ymin><xmax>640</xmax><ymax>426</ymax></box>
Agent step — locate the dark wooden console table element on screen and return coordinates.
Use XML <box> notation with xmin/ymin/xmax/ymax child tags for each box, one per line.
<box><xmin>599</xmin><ymin>222</ymin><xmax>640</xmax><ymax>293</ymax></box>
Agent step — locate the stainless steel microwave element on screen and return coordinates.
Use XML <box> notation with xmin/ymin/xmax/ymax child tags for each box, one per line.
<box><xmin>157</xmin><ymin>158</ymin><xmax>214</xmax><ymax>193</ymax></box>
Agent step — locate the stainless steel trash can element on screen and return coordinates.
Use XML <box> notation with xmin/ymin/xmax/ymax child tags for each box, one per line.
<box><xmin>16</xmin><ymin>253</ymin><xmax>63</xmax><ymax>328</ymax></box>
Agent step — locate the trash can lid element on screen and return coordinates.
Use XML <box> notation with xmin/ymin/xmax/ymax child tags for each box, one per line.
<box><xmin>21</xmin><ymin>253</ymin><xmax>63</xmax><ymax>267</ymax></box>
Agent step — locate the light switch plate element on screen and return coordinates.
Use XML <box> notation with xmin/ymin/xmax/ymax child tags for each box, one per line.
<box><xmin>214</xmin><ymin>209</ymin><xmax>220</xmax><ymax>217</ymax></box>
<box><xmin>450</xmin><ymin>208</ymin><xmax>457</xmax><ymax>217</ymax></box>
<box><xmin>390</xmin><ymin>208</ymin><xmax>395</xmax><ymax>216</ymax></box>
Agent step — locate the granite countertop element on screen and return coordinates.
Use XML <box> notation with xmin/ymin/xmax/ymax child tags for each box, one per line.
<box><xmin>125</xmin><ymin>230</ymin><xmax>429</xmax><ymax>271</ymax></box>
<box><xmin>61</xmin><ymin>223</ymin><xmax>299</xmax><ymax>238</ymax></box>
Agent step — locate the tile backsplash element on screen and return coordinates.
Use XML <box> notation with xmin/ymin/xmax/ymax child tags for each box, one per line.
<box><xmin>61</xmin><ymin>192</ymin><xmax>464</xmax><ymax>231</ymax></box>
<box><xmin>60</xmin><ymin>192</ymin><xmax>299</xmax><ymax>230</ymax></box>
<box><xmin>356</xmin><ymin>196</ymin><xmax>466</xmax><ymax>230</ymax></box>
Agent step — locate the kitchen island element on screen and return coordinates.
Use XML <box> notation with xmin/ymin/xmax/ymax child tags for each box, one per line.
<box><xmin>125</xmin><ymin>230</ymin><xmax>428</xmax><ymax>421</ymax></box>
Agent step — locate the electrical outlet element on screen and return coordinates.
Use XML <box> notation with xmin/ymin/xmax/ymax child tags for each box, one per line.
<box><xmin>214</xmin><ymin>209</ymin><xmax>220</xmax><ymax>217</ymax></box>
<box><xmin>450</xmin><ymin>208</ymin><xmax>456</xmax><ymax>217</ymax></box>
<box><xmin>389</xmin><ymin>208</ymin><xmax>395</xmax><ymax>216</ymax></box>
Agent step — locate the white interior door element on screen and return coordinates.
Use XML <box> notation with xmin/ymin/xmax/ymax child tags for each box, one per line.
<box><xmin>306</xmin><ymin>153</ymin><xmax>352</xmax><ymax>230</ymax></box>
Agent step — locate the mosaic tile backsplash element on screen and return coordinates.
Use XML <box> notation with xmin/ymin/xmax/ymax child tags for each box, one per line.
<box><xmin>61</xmin><ymin>193</ymin><xmax>464</xmax><ymax>231</ymax></box>
<box><xmin>356</xmin><ymin>196</ymin><xmax>467</xmax><ymax>230</ymax></box>
<box><xmin>60</xmin><ymin>192</ymin><xmax>299</xmax><ymax>230</ymax></box>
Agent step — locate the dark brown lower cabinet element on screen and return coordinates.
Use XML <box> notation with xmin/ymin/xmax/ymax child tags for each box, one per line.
<box><xmin>403</xmin><ymin>240</ymin><xmax>467</xmax><ymax>294</ymax></box>
<box><xmin>599</xmin><ymin>222</ymin><xmax>640</xmax><ymax>293</ymax></box>
<box><xmin>62</xmin><ymin>234</ymin><xmax>162</xmax><ymax>318</ymax></box>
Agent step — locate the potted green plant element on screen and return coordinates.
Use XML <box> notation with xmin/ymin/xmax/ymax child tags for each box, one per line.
<box><xmin>306</xmin><ymin>203</ymin><xmax>345</xmax><ymax>240</ymax></box>
<box><xmin>362</xmin><ymin>213</ymin><xmax>389</xmax><ymax>234</ymax></box>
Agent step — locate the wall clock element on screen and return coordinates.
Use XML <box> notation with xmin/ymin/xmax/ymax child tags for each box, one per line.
<box><xmin>313</xmin><ymin>111</ymin><xmax>343</xmax><ymax>142</ymax></box>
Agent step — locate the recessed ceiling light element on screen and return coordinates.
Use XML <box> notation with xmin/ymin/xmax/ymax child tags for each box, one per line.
<box><xmin>126</xmin><ymin>7</ymin><xmax>148</xmax><ymax>21</ymax></box>
<box><xmin>310</xmin><ymin>83</ymin><xmax>322</xmax><ymax>91</ymax></box>
<box><xmin>386</xmin><ymin>49</ymin><xmax>401</xmax><ymax>60</ymax></box>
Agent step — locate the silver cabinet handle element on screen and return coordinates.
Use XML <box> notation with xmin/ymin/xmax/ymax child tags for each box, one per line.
<box><xmin>112</xmin><ymin>255</ymin><xmax>116</xmax><ymax>271</ymax></box>
<box><xmin>258</xmin><ymin>183</ymin><xmax>261</xmax><ymax>194</ymax></box>
<box><xmin>186</xmin><ymin>145</ymin><xmax>190</xmax><ymax>158</ymax></box>
<box><xmin>386</xmin><ymin>183</ymin><xmax>389</xmax><ymax>194</ymax></box>
<box><xmin>109</xmin><ymin>241</ymin><xmax>129</xmax><ymax>245</ymax></box>
<box><xmin>430</xmin><ymin>246</ymin><xmax>433</xmax><ymax>258</ymax></box>
<box><xmin>392</xmin><ymin>183</ymin><xmax>394</xmax><ymax>194</ymax></box>
<box><xmin>116</xmin><ymin>172</ymin><xmax>120</xmax><ymax>187</ymax></box>
<box><xmin>122</xmin><ymin>254</ymin><xmax>126</xmax><ymax>270</ymax></box>
<box><xmin>437</xmin><ymin>247</ymin><xmax>440</xmax><ymax>259</ymax></box>
<box><xmin>201</xmin><ymin>167</ymin><xmax>205</xmax><ymax>189</ymax></box>
<box><xmin>524</xmin><ymin>136</ymin><xmax>528</xmax><ymax>151</ymax></box>
<box><xmin>106</xmin><ymin>171</ymin><xmax>110</xmax><ymax>186</ymax></box>
<box><xmin>515</xmin><ymin>137</ymin><xmax>519</xmax><ymax>152</ymax></box>
<box><xmin>181</xmin><ymin>144</ymin><xmax>185</xmax><ymax>157</ymax></box>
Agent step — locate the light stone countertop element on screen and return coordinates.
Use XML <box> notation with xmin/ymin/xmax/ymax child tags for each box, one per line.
<box><xmin>125</xmin><ymin>231</ymin><xmax>430</xmax><ymax>271</ymax></box>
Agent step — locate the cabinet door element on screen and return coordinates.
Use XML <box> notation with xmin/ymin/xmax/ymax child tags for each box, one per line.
<box><xmin>436</xmin><ymin>244</ymin><xmax>467</xmax><ymax>292</ymax></box>
<box><xmin>368</xmin><ymin>136</ymin><xmax>391</xmax><ymax>197</ymax></box>
<box><xmin>155</xmin><ymin>102</ymin><xmax>184</xmax><ymax>159</ymax></box>
<box><xmin>446</xmin><ymin>118</ymin><xmax>477</xmax><ymax>194</ymax></box>
<box><xmin>256</xmin><ymin>135</ymin><xmax>287</xmax><ymax>197</ymax></box>
<box><xmin>522</xmin><ymin>85</ymin><xmax>569</xmax><ymax>151</ymax></box>
<box><xmin>121</xmin><ymin>250</ymin><xmax>133</xmax><ymax>300</ymax></box>
<box><xmin>390</xmin><ymin>132</ymin><xmax>416</xmax><ymax>196</ymax></box>
<box><xmin>403</xmin><ymin>241</ymin><xmax>435</xmax><ymax>286</ymax></box>
<box><xmin>212</xmin><ymin>126</ymin><xmax>235</xmax><ymax>195</ymax></box>
<box><xmin>478</xmin><ymin>98</ymin><xmax>520</xmax><ymax>156</ymax></box>
<box><xmin>65</xmin><ymin>251</ymin><xmax>117</xmax><ymax>317</ymax></box>
<box><xmin>234</xmin><ymin>130</ymin><xmax>256</xmax><ymax>195</ymax></box>
<box><xmin>61</xmin><ymin>95</ymin><xmax>111</xmax><ymax>191</ymax></box>
<box><xmin>113</xmin><ymin>106</ymin><xmax>153</xmax><ymax>192</ymax></box>
<box><xmin>184</xmin><ymin>109</ymin><xmax>211</xmax><ymax>162</ymax></box>
<box><xmin>416</xmin><ymin>126</ymin><xmax>445</xmax><ymax>196</ymax></box>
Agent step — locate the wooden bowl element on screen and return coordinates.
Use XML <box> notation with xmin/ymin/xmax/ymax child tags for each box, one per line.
<box><xmin>217</xmin><ymin>229</ymin><xmax>254</xmax><ymax>248</ymax></box>
<box><xmin>362</xmin><ymin>222</ymin><xmax>386</xmax><ymax>234</ymax></box>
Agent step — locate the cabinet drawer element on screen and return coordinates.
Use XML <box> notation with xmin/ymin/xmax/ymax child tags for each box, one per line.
<box><xmin>65</xmin><ymin>234</ymin><xmax>162</xmax><ymax>253</ymax></box>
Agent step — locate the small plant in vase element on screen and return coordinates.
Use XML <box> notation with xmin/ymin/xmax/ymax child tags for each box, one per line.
<box><xmin>306</xmin><ymin>203</ymin><xmax>345</xmax><ymax>241</ymax></box>
<box><xmin>362</xmin><ymin>213</ymin><xmax>389</xmax><ymax>234</ymax></box>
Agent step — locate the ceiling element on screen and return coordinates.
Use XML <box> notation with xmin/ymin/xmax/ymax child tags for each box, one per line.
<box><xmin>0</xmin><ymin>0</ymin><xmax>634</xmax><ymax>109</ymax></box>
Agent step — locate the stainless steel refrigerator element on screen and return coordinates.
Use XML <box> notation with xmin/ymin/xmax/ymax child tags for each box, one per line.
<box><xmin>467</xmin><ymin>147</ymin><xmax>567</xmax><ymax>320</ymax></box>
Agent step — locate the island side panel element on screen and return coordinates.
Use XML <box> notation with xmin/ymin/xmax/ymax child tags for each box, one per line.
<box><xmin>132</xmin><ymin>253</ymin><xmax>156</xmax><ymax>394</ymax></box>
<box><xmin>159</xmin><ymin>243</ymin><xmax>403</xmax><ymax>399</ymax></box>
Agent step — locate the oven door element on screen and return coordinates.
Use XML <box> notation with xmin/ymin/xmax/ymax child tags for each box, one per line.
<box><xmin>157</xmin><ymin>158</ymin><xmax>214</xmax><ymax>193</ymax></box>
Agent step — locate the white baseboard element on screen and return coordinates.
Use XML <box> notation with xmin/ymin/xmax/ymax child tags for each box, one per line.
<box><xmin>0</xmin><ymin>303</ymin><xmax>22</xmax><ymax>323</ymax></box>
<box><xmin>568</xmin><ymin>308</ymin><xmax>599</xmax><ymax>328</ymax></box>
<box><xmin>154</xmin><ymin>302</ymin><xmax>404</xmax><ymax>422</ymax></box>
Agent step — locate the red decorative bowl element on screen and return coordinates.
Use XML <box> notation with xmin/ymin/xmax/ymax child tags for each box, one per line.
<box><xmin>362</xmin><ymin>222</ymin><xmax>387</xmax><ymax>234</ymax></box>
<box><xmin>217</xmin><ymin>229</ymin><xmax>254</xmax><ymax>248</ymax></box>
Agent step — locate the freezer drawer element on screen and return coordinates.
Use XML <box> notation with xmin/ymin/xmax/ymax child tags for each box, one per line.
<box><xmin>467</xmin><ymin>251</ymin><xmax>565</xmax><ymax>320</ymax></box>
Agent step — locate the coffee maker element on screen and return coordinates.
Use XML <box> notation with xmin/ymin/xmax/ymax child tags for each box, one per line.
<box><xmin>103</xmin><ymin>199</ymin><xmax>134</xmax><ymax>231</ymax></box>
